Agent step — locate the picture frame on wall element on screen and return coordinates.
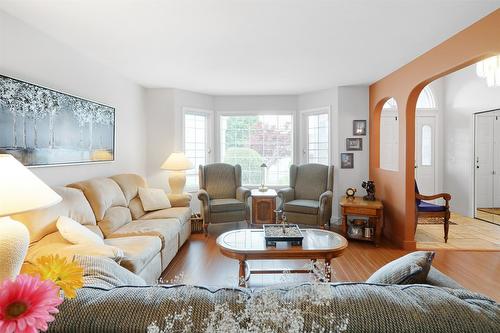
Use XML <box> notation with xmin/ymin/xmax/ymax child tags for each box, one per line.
<box><xmin>341</xmin><ymin>153</ymin><xmax>354</xmax><ymax>169</ymax></box>
<box><xmin>346</xmin><ymin>138</ymin><xmax>362</xmax><ymax>151</ymax></box>
<box><xmin>0</xmin><ymin>74</ymin><xmax>115</xmax><ymax>167</ymax></box>
<box><xmin>353</xmin><ymin>120</ymin><xmax>367</xmax><ymax>136</ymax></box>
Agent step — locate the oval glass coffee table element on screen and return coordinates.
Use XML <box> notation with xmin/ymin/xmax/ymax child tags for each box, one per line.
<box><xmin>216</xmin><ymin>228</ymin><xmax>348</xmax><ymax>287</ymax></box>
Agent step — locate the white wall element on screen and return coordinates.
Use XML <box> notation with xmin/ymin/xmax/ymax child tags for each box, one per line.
<box><xmin>337</xmin><ymin>86</ymin><xmax>370</xmax><ymax>216</ymax></box>
<box><xmin>0</xmin><ymin>10</ymin><xmax>147</xmax><ymax>186</ymax></box>
<box><xmin>442</xmin><ymin>64</ymin><xmax>500</xmax><ymax>216</ymax></box>
<box><xmin>144</xmin><ymin>88</ymin><xmax>213</xmax><ymax>190</ymax></box>
<box><xmin>297</xmin><ymin>86</ymin><xmax>370</xmax><ymax>222</ymax></box>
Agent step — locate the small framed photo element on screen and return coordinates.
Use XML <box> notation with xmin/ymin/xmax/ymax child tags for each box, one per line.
<box><xmin>353</xmin><ymin>120</ymin><xmax>367</xmax><ymax>136</ymax></box>
<box><xmin>346</xmin><ymin>138</ymin><xmax>363</xmax><ymax>151</ymax></box>
<box><xmin>341</xmin><ymin>153</ymin><xmax>354</xmax><ymax>169</ymax></box>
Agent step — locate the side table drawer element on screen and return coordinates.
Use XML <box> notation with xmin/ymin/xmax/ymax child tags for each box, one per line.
<box><xmin>344</xmin><ymin>206</ymin><xmax>377</xmax><ymax>216</ymax></box>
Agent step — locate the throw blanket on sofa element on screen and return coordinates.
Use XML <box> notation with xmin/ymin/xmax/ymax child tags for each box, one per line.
<box><xmin>48</xmin><ymin>283</ymin><xmax>499</xmax><ymax>332</ymax></box>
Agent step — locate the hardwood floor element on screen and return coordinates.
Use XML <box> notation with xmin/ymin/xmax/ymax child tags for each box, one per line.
<box><xmin>162</xmin><ymin>229</ymin><xmax>500</xmax><ymax>301</ymax></box>
<box><xmin>416</xmin><ymin>212</ymin><xmax>500</xmax><ymax>250</ymax></box>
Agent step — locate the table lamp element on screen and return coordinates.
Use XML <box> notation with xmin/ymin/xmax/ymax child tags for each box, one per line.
<box><xmin>0</xmin><ymin>154</ymin><xmax>62</xmax><ymax>280</ymax></box>
<box><xmin>161</xmin><ymin>152</ymin><xmax>194</xmax><ymax>195</ymax></box>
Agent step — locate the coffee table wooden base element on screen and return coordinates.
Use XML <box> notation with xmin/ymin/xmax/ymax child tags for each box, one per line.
<box><xmin>217</xmin><ymin>229</ymin><xmax>347</xmax><ymax>287</ymax></box>
<box><xmin>237</xmin><ymin>259</ymin><xmax>332</xmax><ymax>287</ymax></box>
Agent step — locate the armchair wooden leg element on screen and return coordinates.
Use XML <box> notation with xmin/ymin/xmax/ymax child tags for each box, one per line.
<box><xmin>444</xmin><ymin>213</ymin><xmax>450</xmax><ymax>243</ymax></box>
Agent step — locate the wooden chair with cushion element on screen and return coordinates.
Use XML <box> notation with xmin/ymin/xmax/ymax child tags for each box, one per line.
<box><xmin>197</xmin><ymin>163</ymin><xmax>251</xmax><ymax>233</ymax></box>
<box><xmin>415</xmin><ymin>180</ymin><xmax>451</xmax><ymax>243</ymax></box>
<box><xmin>277</xmin><ymin>164</ymin><xmax>334</xmax><ymax>228</ymax></box>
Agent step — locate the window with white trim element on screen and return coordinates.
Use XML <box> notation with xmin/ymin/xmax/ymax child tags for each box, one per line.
<box><xmin>220</xmin><ymin>114</ymin><xmax>293</xmax><ymax>186</ymax></box>
<box><xmin>183</xmin><ymin>108</ymin><xmax>213</xmax><ymax>190</ymax></box>
<box><xmin>300</xmin><ymin>107</ymin><xmax>330</xmax><ymax>165</ymax></box>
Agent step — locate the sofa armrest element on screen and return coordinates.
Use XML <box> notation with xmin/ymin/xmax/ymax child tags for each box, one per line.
<box><xmin>236</xmin><ymin>186</ymin><xmax>251</xmax><ymax>203</ymax></box>
<box><xmin>167</xmin><ymin>193</ymin><xmax>192</xmax><ymax>207</ymax></box>
<box><xmin>318</xmin><ymin>190</ymin><xmax>333</xmax><ymax>226</ymax></box>
<box><xmin>197</xmin><ymin>189</ymin><xmax>211</xmax><ymax>224</ymax></box>
<box><xmin>197</xmin><ymin>189</ymin><xmax>210</xmax><ymax>203</ymax></box>
<box><xmin>277</xmin><ymin>187</ymin><xmax>295</xmax><ymax>210</ymax></box>
<box><xmin>426</xmin><ymin>267</ymin><xmax>463</xmax><ymax>289</ymax></box>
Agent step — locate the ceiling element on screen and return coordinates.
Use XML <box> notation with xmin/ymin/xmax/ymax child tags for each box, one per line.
<box><xmin>0</xmin><ymin>0</ymin><xmax>499</xmax><ymax>95</ymax></box>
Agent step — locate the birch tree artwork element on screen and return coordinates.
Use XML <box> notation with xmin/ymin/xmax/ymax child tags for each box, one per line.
<box><xmin>0</xmin><ymin>75</ymin><xmax>115</xmax><ymax>166</ymax></box>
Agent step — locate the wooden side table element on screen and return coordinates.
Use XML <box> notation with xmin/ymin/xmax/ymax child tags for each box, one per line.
<box><xmin>251</xmin><ymin>189</ymin><xmax>277</xmax><ymax>225</ymax></box>
<box><xmin>339</xmin><ymin>196</ymin><xmax>384</xmax><ymax>246</ymax></box>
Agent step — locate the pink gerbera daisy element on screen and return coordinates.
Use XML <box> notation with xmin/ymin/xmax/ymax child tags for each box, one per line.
<box><xmin>0</xmin><ymin>274</ymin><xmax>63</xmax><ymax>333</ymax></box>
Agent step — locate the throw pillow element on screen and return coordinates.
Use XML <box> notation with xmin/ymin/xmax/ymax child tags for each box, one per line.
<box><xmin>73</xmin><ymin>255</ymin><xmax>147</xmax><ymax>288</ymax></box>
<box><xmin>57</xmin><ymin>216</ymin><xmax>104</xmax><ymax>245</ymax></box>
<box><xmin>138</xmin><ymin>187</ymin><xmax>171</xmax><ymax>211</ymax></box>
<box><xmin>366</xmin><ymin>251</ymin><xmax>435</xmax><ymax>284</ymax></box>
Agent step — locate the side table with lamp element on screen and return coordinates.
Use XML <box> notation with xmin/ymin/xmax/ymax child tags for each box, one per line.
<box><xmin>0</xmin><ymin>154</ymin><xmax>62</xmax><ymax>281</ymax></box>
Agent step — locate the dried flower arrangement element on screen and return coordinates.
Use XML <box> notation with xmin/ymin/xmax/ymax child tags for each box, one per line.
<box><xmin>149</xmin><ymin>261</ymin><xmax>349</xmax><ymax>333</ymax></box>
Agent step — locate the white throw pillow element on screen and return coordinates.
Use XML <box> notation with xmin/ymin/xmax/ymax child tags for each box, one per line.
<box><xmin>56</xmin><ymin>216</ymin><xmax>104</xmax><ymax>245</ymax></box>
<box><xmin>138</xmin><ymin>187</ymin><xmax>171</xmax><ymax>211</ymax></box>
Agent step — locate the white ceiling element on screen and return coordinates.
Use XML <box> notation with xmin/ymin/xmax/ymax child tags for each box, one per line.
<box><xmin>0</xmin><ymin>0</ymin><xmax>499</xmax><ymax>95</ymax></box>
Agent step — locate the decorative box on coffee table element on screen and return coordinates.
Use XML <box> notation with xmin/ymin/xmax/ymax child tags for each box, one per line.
<box><xmin>251</xmin><ymin>189</ymin><xmax>277</xmax><ymax>225</ymax></box>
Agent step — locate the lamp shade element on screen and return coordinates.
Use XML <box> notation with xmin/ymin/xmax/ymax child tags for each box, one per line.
<box><xmin>161</xmin><ymin>152</ymin><xmax>194</xmax><ymax>171</ymax></box>
<box><xmin>0</xmin><ymin>154</ymin><xmax>62</xmax><ymax>217</ymax></box>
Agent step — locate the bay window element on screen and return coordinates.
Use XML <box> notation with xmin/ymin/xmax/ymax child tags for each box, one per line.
<box><xmin>220</xmin><ymin>114</ymin><xmax>293</xmax><ymax>186</ymax></box>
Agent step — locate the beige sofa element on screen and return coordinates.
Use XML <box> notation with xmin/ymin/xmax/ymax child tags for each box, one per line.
<box><xmin>13</xmin><ymin>174</ymin><xmax>191</xmax><ymax>284</ymax></box>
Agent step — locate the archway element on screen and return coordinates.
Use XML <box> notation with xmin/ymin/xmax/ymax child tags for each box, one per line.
<box><xmin>368</xmin><ymin>9</ymin><xmax>500</xmax><ymax>249</ymax></box>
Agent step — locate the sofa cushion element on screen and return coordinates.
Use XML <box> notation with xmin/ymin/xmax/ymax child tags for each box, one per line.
<box><xmin>284</xmin><ymin>199</ymin><xmax>319</xmax><ymax>215</ymax></box>
<box><xmin>49</xmin><ymin>283</ymin><xmax>500</xmax><ymax>333</ymax></box>
<box><xmin>140</xmin><ymin>207</ymin><xmax>192</xmax><ymax>226</ymax></box>
<box><xmin>57</xmin><ymin>216</ymin><xmax>104</xmax><ymax>245</ymax></box>
<box><xmin>104</xmin><ymin>236</ymin><xmax>162</xmax><ymax>274</ymax></box>
<box><xmin>129</xmin><ymin>196</ymin><xmax>146</xmax><ymax>220</ymax></box>
<box><xmin>74</xmin><ymin>255</ymin><xmax>147</xmax><ymax>289</ymax></box>
<box><xmin>210</xmin><ymin>198</ymin><xmax>245</xmax><ymax>212</ymax></box>
<box><xmin>108</xmin><ymin>219</ymin><xmax>180</xmax><ymax>249</ymax></box>
<box><xmin>99</xmin><ymin>206</ymin><xmax>133</xmax><ymax>237</ymax></box>
<box><xmin>25</xmin><ymin>232</ymin><xmax>124</xmax><ymax>263</ymax></box>
<box><xmin>366</xmin><ymin>251</ymin><xmax>435</xmax><ymax>284</ymax></box>
<box><xmin>68</xmin><ymin>178</ymin><xmax>127</xmax><ymax>221</ymax></box>
<box><xmin>417</xmin><ymin>201</ymin><xmax>446</xmax><ymax>212</ymax></box>
<box><xmin>138</xmin><ymin>187</ymin><xmax>171</xmax><ymax>211</ymax></box>
<box><xmin>12</xmin><ymin>186</ymin><xmax>96</xmax><ymax>244</ymax></box>
<box><xmin>110</xmin><ymin>174</ymin><xmax>147</xmax><ymax>204</ymax></box>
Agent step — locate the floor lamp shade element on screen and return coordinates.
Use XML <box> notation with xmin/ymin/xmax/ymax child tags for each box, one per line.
<box><xmin>161</xmin><ymin>152</ymin><xmax>194</xmax><ymax>195</ymax></box>
<box><xmin>0</xmin><ymin>154</ymin><xmax>62</xmax><ymax>280</ymax></box>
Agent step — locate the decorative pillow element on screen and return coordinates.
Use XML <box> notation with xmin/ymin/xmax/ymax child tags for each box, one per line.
<box><xmin>73</xmin><ymin>255</ymin><xmax>147</xmax><ymax>289</ymax></box>
<box><xmin>138</xmin><ymin>187</ymin><xmax>171</xmax><ymax>211</ymax></box>
<box><xmin>366</xmin><ymin>251</ymin><xmax>435</xmax><ymax>285</ymax></box>
<box><xmin>57</xmin><ymin>216</ymin><xmax>104</xmax><ymax>245</ymax></box>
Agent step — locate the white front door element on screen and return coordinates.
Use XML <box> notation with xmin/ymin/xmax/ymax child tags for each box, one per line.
<box><xmin>415</xmin><ymin>116</ymin><xmax>436</xmax><ymax>195</ymax></box>
<box><xmin>474</xmin><ymin>114</ymin><xmax>494</xmax><ymax>209</ymax></box>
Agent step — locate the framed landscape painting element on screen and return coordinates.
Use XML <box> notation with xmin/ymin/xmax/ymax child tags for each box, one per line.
<box><xmin>0</xmin><ymin>74</ymin><xmax>115</xmax><ymax>167</ymax></box>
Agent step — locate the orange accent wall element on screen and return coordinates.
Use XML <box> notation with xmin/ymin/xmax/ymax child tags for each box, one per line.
<box><xmin>369</xmin><ymin>9</ymin><xmax>500</xmax><ymax>249</ymax></box>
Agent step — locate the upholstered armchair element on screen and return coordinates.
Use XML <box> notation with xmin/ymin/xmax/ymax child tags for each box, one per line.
<box><xmin>197</xmin><ymin>163</ymin><xmax>251</xmax><ymax>232</ymax></box>
<box><xmin>277</xmin><ymin>164</ymin><xmax>334</xmax><ymax>228</ymax></box>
